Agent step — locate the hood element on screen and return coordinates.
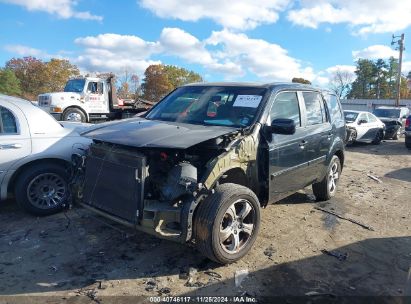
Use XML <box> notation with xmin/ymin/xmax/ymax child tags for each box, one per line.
<box><xmin>40</xmin><ymin>92</ymin><xmax>81</xmax><ymax>98</ymax></box>
<box><xmin>38</xmin><ymin>92</ymin><xmax>81</xmax><ymax>106</ymax></box>
<box><xmin>82</xmin><ymin>118</ymin><xmax>238</xmax><ymax>149</ymax></box>
<box><xmin>59</xmin><ymin>121</ymin><xmax>93</xmax><ymax>133</ymax></box>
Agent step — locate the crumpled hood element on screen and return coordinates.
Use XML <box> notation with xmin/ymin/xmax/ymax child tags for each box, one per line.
<box><xmin>82</xmin><ymin>117</ymin><xmax>238</xmax><ymax>149</ymax></box>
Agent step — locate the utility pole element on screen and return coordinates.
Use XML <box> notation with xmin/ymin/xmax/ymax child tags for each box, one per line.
<box><xmin>391</xmin><ymin>33</ymin><xmax>405</xmax><ymax>106</ymax></box>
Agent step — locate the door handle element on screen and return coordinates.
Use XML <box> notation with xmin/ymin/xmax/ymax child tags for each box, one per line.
<box><xmin>0</xmin><ymin>143</ymin><xmax>22</xmax><ymax>149</ymax></box>
<box><xmin>299</xmin><ymin>140</ymin><xmax>307</xmax><ymax>148</ymax></box>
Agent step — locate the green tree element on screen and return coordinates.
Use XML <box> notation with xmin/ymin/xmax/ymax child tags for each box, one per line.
<box><xmin>386</xmin><ymin>57</ymin><xmax>399</xmax><ymax>98</ymax></box>
<box><xmin>348</xmin><ymin>59</ymin><xmax>376</xmax><ymax>98</ymax></box>
<box><xmin>291</xmin><ymin>77</ymin><xmax>311</xmax><ymax>84</ymax></box>
<box><xmin>0</xmin><ymin>69</ymin><xmax>21</xmax><ymax>96</ymax></box>
<box><xmin>142</xmin><ymin>64</ymin><xmax>203</xmax><ymax>102</ymax></box>
<box><xmin>164</xmin><ymin>65</ymin><xmax>203</xmax><ymax>88</ymax></box>
<box><xmin>373</xmin><ymin>59</ymin><xmax>388</xmax><ymax>99</ymax></box>
<box><xmin>43</xmin><ymin>59</ymin><xmax>80</xmax><ymax>92</ymax></box>
<box><xmin>5</xmin><ymin>56</ymin><xmax>47</xmax><ymax>100</ymax></box>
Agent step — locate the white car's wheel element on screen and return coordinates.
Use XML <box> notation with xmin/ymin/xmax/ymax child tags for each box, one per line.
<box><xmin>15</xmin><ymin>163</ymin><xmax>69</xmax><ymax>215</ymax></box>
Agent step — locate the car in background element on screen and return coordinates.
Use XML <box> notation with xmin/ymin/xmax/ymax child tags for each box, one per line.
<box><xmin>344</xmin><ymin>110</ymin><xmax>385</xmax><ymax>145</ymax></box>
<box><xmin>372</xmin><ymin>106</ymin><xmax>410</xmax><ymax>140</ymax></box>
<box><xmin>0</xmin><ymin>95</ymin><xmax>91</xmax><ymax>215</ymax></box>
<box><xmin>405</xmin><ymin>115</ymin><xmax>411</xmax><ymax>149</ymax></box>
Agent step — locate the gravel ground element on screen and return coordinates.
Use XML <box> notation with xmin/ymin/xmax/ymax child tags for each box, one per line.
<box><xmin>0</xmin><ymin>139</ymin><xmax>410</xmax><ymax>303</ymax></box>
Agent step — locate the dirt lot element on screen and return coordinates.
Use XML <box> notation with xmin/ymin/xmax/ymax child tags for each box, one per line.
<box><xmin>0</xmin><ymin>139</ymin><xmax>410</xmax><ymax>302</ymax></box>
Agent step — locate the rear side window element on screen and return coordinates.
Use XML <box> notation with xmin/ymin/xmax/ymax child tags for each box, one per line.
<box><xmin>270</xmin><ymin>92</ymin><xmax>301</xmax><ymax>127</ymax></box>
<box><xmin>367</xmin><ymin>113</ymin><xmax>377</xmax><ymax>123</ymax></box>
<box><xmin>303</xmin><ymin>92</ymin><xmax>327</xmax><ymax>126</ymax></box>
<box><xmin>324</xmin><ymin>93</ymin><xmax>343</xmax><ymax>122</ymax></box>
<box><xmin>0</xmin><ymin>106</ymin><xmax>18</xmax><ymax>134</ymax></box>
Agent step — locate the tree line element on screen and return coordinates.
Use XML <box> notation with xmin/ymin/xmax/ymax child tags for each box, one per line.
<box><xmin>0</xmin><ymin>56</ymin><xmax>202</xmax><ymax>102</ymax></box>
<box><xmin>2</xmin><ymin>55</ymin><xmax>410</xmax><ymax>102</ymax></box>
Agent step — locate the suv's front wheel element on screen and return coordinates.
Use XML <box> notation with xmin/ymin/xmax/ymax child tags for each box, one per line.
<box><xmin>312</xmin><ymin>155</ymin><xmax>341</xmax><ymax>201</ymax></box>
<box><xmin>193</xmin><ymin>183</ymin><xmax>261</xmax><ymax>264</ymax></box>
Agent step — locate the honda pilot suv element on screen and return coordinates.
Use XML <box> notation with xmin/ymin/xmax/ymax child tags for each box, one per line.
<box><xmin>73</xmin><ymin>83</ymin><xmax>345</xmax><ymax>264</ymax></box>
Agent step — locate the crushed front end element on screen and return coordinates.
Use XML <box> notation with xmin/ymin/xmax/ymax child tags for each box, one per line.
<box><xmin>71</xmin><ymin>128</ymin><xmax>250</xmax><ymax>243</ymax></box>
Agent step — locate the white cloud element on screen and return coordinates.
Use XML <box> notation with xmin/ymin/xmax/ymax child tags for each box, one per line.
<box><xmin>4</xmin><ymin>44</ymin><xmax>48</xmax><ymax>57</ymax></box>
<box><xmin>352</xmin><ymin>45</ymin><xmax>398</xmax><ymax>60</ymax></box>
<box><xmin>287</xmin><ymin>0</ymin><xmax>411</xmax><ymax>35</ymax></box>
<box><xmin>140</xmin><ymin>0</ymin><xmax>291</xmax><ymax>30</ymax></box>
<box><xmin>402</xmin><ymin>61</ymin><xmax>411</xmax><ymax>76</ymax></box>
<box><xmin>206</xmin><ymin>30</ymin><xmax>312</xmax><ymax>81</ymax></box>
<box><xmin>74</xmin><ymin>33</ymin><xmax>161</xmax><ymax>74</ymax></box>
<box><xmin>5</xmin><ymin>28</ymin><xmax>328</xmax><ymax>83</ymax></box>
<box><xmin>0</xmin><ymin>0</ymin><xmax>102</xmax><ymax>21</ymax></box>
<box><xmin>326</xmin><ymin>65</ymin><xmax>356</xmax><ymax>75</ymax></box>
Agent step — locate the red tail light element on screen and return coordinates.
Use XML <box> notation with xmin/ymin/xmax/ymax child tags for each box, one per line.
<box><xmin>406</xmin><ymin>117</ymin><xmax>410</xmax><ymax>128</ymax></box>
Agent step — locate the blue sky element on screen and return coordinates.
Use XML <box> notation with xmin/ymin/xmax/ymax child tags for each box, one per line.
<box><xmin>1</xmin><ymin>0</ymin><xmax>411</xmax><ymax>86</ymax></box>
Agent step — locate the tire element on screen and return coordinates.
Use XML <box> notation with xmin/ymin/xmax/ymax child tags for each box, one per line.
<box><xmin>347</xmin><ymin>129</ymin><xmax>357</xmax><ymax>146</ymax></box>
<box><xmin>14</xmin><ymin>163</ymin><xmax>69</xmax><ymax>216</ymax></box>
<box><xmin>62</xmin><ymin>108</ymin><xmax>87</xmax><ymax>123</ymax></box>
<box><xmin>406</xmin><ymin>137</ymin><xmax>411</xmax><ymax>149</ymax></box>
<box><xmin>372</xmin><ymin>129</ymin><xmax>384</xmax><ymax>145</ymax></box>
<box><xmin>392</xmin><ymin>129</ymin><xmax>400</xmax><ymax>140</ymax></box>
<box><xmin>312</xmin><ymin>155</ymin><xmax>341</xmax><ymax>201</ymax></box>
<box><xmin>193</xmin><ymin>183</ymin><xmax>261</xmax><ymax>264</ymax></box>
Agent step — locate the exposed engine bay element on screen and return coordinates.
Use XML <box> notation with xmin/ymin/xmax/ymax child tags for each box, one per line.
<box><xmin>73</xmin><ymin>128</ymin><xmax>263</xmax><ymax>242</ymax></box>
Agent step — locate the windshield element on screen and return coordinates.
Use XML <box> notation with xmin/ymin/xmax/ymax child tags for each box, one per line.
<box><xmin>64</xmin><ymin>79</ymin><xmax>86</xmax><ymax>93</ymax></box>
<box><xmin>344</xmin><ymin>111</ymin><xmax>359</xmax><ymax>123</ymax></box>
<box><xmin>146</xmin><ymin>86</ymin><xmax>268</xmax><ymax>127</ymax></box>
<box><xmin>373</xmin><ymin>108</ymin><xmax>400</xmax><ymax>118</ymax></box>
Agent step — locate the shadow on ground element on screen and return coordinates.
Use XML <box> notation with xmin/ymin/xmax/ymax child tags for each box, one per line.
<box><xmin>182</xmin><ymin>236</ymin><xmax>411</xmax><ymax>299</ymax></box>
<box><xmin>346</xmin><ymin>140</ymin><xmax>409</xmax><ymax>156</ymax></box>
<box><xmin>385</xmin><ymin>168</ymin><xmax>411</xmax><ymax>183</ymax></box>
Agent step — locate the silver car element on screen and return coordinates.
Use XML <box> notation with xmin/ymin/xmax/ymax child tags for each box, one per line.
<box><xmin>0</xmin><ymin>95</ymin><xmax>91</xmax><ymax>215</ymax></box>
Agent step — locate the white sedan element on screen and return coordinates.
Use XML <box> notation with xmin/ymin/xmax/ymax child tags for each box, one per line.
<box><xmin>0</xmin><ymin>95</ymin><xmax>91</xmax><ymax>215</ymax></box>
<box><xmin>344</xmin><ymin>110</ymin><xmax>385</xmax><ymax>145</ymax></box>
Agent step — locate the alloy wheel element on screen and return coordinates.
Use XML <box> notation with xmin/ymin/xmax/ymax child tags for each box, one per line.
<box><xmin>219</xmin><ymin>199</ymin><xmax>256</xmax><ymax>254</ymax></box>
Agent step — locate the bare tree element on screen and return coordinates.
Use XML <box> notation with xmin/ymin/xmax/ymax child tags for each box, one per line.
<box><xmin>329</xmin><ymin>69</ymin><xmax>354</xmax><ymax>99</ymax></box>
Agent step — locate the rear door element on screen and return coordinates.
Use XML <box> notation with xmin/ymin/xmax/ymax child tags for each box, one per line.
<box><xmin>356</xmin><ymin>112</ymin><xmax>376</xmax><ymax>141</ymax></box>
<box><xmin>300</xmin><ymin>91</ymin><xmax>332</xmax><ymax>183</ymax></box>
<box><xmin>268</xmin><ymin>91</ymin><xmax>308</xmax><ymax>200</ymax></box>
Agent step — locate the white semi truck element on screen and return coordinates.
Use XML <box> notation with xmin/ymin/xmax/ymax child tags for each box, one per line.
<box><xmin>38</xmin><ymin>75</ymin><xmax>147</xmax><ymax>122</ymax></box>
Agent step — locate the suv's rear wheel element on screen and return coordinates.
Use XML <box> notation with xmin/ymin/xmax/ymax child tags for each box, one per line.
<box><xmin>312</xmin><ymin>155</ymin><xmax>341</xmax><ymax>201</ymax></box>
<box><xmin>193</xmin><ymin>183</ymin><xmax>260</xmax><ymax>264</ymax></box>
<box><xmin>15</xmin><ymin>163</ymin><xmax>69</xmax><ymax>216</ymax></box>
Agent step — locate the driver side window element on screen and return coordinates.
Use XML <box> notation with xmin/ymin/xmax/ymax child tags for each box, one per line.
<box><xmin>270</xmin><ymin>92</ymin><xmax>301</xmax><ymax>127</ymax></box>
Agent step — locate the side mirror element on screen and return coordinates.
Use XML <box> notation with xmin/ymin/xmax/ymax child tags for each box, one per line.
<box><xmin>358</xmin><ymin>119</ymin><xmax>367</xmax><ymax>125</ymax></box>
<box><xmin>402</xmin><ymin>115</ymin><xmax>407</xmax><ymax>119</ymax></box>
<box><xmin>266</xmin><ymin>118</ymin><xmax>296</xmax><ymax>135</ymax></box>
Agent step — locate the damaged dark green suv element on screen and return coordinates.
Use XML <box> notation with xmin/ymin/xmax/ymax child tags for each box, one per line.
<box><xmin>74</xmin><ymin>83</ymin><xmax>345</xmax><ymax>264</ymax></box>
